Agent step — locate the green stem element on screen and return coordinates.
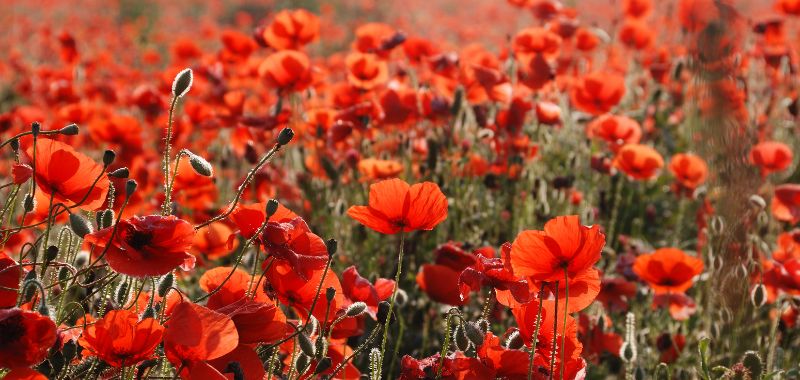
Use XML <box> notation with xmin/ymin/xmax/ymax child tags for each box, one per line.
<box><xmin>378</xmin><ymin>229</ymin><xmax>406</xmax><ymax>376</ymax></box>
<box><xmin>527</xmin><ymin>287</ymin><xmax>546</xmax><ymax>380</ymax></box>
<box><xmin>162</xmin><ymin>96</ymin><xmax>178</xmax><ymax>216</ymax></box>
<box><xmin>560</xmin><ymin>269</ymin><xmax>569</xmax><ymax>380</ymax></box>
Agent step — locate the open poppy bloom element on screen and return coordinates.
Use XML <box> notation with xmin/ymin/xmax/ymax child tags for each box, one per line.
<box><xmin>345</xmin><ymin>52</ymin><xmax>389</xmax><ymax>90</ymax></box>
<box><xmin>750</xmin><ymin>141</ymin><xmax>793</xmax><ymax>177</ymax></box>
<box><xmin>0</xmin><ymin>252</ymin><xmax>21</xmax><ymax>308</ymax></box>
<box><xmin>458</xmin><ymin>254</ymin><xmax>531</xmax><ymax>305</ymax></box>
<box><xmin>260</xmin><ymin>216</ymin><xmax>329</xmax><ymax>279</ymax></box>
<box><xmin>24</xmin><ymin>138</ymin><xmax>109</xmax><ymax>211</ymax></box>
<box><xmin>613</xmin><ymin>144</ymin><xmax>665</xmax><ymax>180</ymax></box>
<box><xmin>632</xmin><ymin>248</ymin><xmax>704</xmax><ymax>294</ymax></box>
<box><xmin>668</xmin><ymin>153</ymin><xmax>708</xmax><ymax>192</ymax></box>
<box><xmin>341</xmin><ymin>266</ymin><xmax>394</xmax><ymax>318</ymax></box>
<box><xmin>512</xmin><ymin>27</ymin><xmax>562</xmax><ymax>60</ymax></box>
<box><xmin>347</xmin><ymin>178</ymin><xmax>448</xmax><ymax>234</ymax></box>
<box><xmin>164</xmin><ymin>302</ymin><xmax>239</xmax><ymax>377</ymax></box>
<box><xmin>260</xmin><ymin>9</ymin><xmax>320</xmax><ymax>50</ymax></box>
<box><xmin>570</xmin><ymin>72</ymin><xmax>626</xmax><ymax>115</ymax></box>
<box><xmin>229</xmin><ymin>201</ymin><xmax>298</xmax><ymax>239</ymax></box>
<box><xmin>357</xmin><ymin>158</ymin><xmax>404</xmax><ymax>180</ymax></box>
<box><xmin>78</xmin><ymin>309</ymin><xmax>164</xmax><ymax>368</ymax></box>
<box><xmin>586</xmin><ymin>114</ymin><xmax>642</xmax><ymax>152</ymax></box>
<box><xmin>416</xmin><ymin>242</ymin><xmax>486</xmax><ymax>306</ymax></box>
<box><xmin>85</xmin><ymin>215</ymin><xmax>195</xmax><ymax>277</ymax></box>
<box><xmin>0</xmin><ymin>308</ymin><xmax>57</xmax><ymax>369</ymax></box>
<box><xmin>258</xmin><ymin>50</ymin><xmax>313</xmax><ymax>93</ymax></box>
<box><xmin>772</xmin><ymin>184</ymin><xmax>800</xmax><ymax>224</ymax></box>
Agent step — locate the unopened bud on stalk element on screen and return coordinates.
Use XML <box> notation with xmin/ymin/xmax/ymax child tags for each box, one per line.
<box><xmin>295</xmin><ymin>353</ymin><xmax>310</xmax><ymax>374</ymax></box>
<box><xmin>101</xmin><ymin>210</ymin><xmax>114</xmax><ymax>229</ymax></box>
<box><xmin>477</xmin><ymin>318</ymin><xmax>490</xmax><ymax>334</ymax></box>
<box><xmin>326</xmin><ymin>287</ymin><xmax>336</xmax><ymax>302</ymax></box>
<box><xmin>45</xmin><ymin>245</ymin><xmax>59</xmax><ymax>262</ymax></box>
<box><xmin>741</xmin><ymin>351</ymin><xmax>763</xmax><ymax>378</ymax></box>
<box><xmin>115</xmin><ymin>281</ymin><xmax>129</xmax><ymax>305</ymax></box>
<box><xmin>395</xmin><ymin>289</ymin><xmax>408</xmax><ymax>307</ymax></box>
<box><xmin>172</xmin><ymin>68</ymin><xmax>193</xmax><ymax>98</ymax></box>
<box><xmin>345</xmin><ymin>302</ymin><xmax>367</xmax><ymax>317</ymax></box>
<box><xmin>313</xmin><ymin>357</ymin><xmax>332</xmax><ymax>375</ymax></box>
<box><xmin>505</xmin><ymin>330</ymin><xmax>523</xmax><ymax>349</ymax></box>
<box><xmin>464</xmin><ymin>321</ymin><xmax>484</xmax><ymax>347</ymax></box>
<box><xmin>749</xmin><ymin>195</ymin><xmax>766</xmax><ymax>210</ymax></box>
<box><xmin>103</xmin><ymin>150</ymin><xmax>116</xmax><ymax>166</ymax></box>
<box><xmin>750</xmin><ymin>283</ymin><xmax>767</xmax><ymax>308</ymax></box>
<box><xmin>277</xmin><ymin>127</ymin><xmax>294</xmax><ymax>146</ymax></box>
<box><xmin>59</xmin><ymin>123</ymin><xmax>79</xmax><ymax>135</ymax></box>
<box><xmin>31</xmin><ymin>122</ymin><xmax>40</xmax><ymax>136</ymax></box>
<box><xmin>265</xmin><ymin>199</ymin><xmax>279</xmax><ymax>217</ymax></box>
<box><xmin>453</xmin><ymin>324</ymin><xmax>470</xmax><ymax>351</ymax></box>
<box><xmin>108</xmin><ymin>167</ymin><xmax>129</xmax><ymax>178</ymax></box>
<box><xmin>187</xmin><ymin>152</ymin><xmax>213</xmax><ymax>177</ymax></box>
<box><xmin>125</xmin><ymin>179</ymin><xmax>138</xmax><ymax>196</ymax></box>
<box><xmin>38</xmin><ymin>303</ymin><xmax>51</xmax><ymax>317</ymax></box>
<box><xmin>9</xmin><ymin>138</ymin><xmax>19</xmax><ymax>152</ymax></box>
<box><xmin>298</xmin><ymin>333</ymin><xmax>316</xmax><ymax>357</ymax></box>
<box><xmin>58</xmin><ymin>267</ymin><xmax>69</xmax><ymax>282</ymax></box>
<box><xmin>377</xmin><ymin>301</ymin><xmax>393</xmax><ymax>325</ymax></box>
<box><xmin>158</xmin><ymin>273</ymin><xmax>174</xmax><ymax>298</ymax></box>
<box><xmin>141</xmin><ymin>304</ymin><xmax>157</xmax><ymax>319</ymax></box>
<box><xmin>710</xmin><ymin>216</ymin><xmax>724</xmax><ymax>235</ymax></box>
<box><xmin>326</xmin><ymin>239</ymin><xmax>338</xmax><ymax>257</ymax></box>
<box><xmin>23</xmin><ymin>193</ymin><xmax>35</xmax><ymax>212</ymax></box>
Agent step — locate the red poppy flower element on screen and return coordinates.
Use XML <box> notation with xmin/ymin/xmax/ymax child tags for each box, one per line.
<box><xmin>570</xmin><ymin>72</ymin><xmax>626</xmax><ymax>115</ymax></box>
<box><xmin>347</xmin><ymin>178</ymin><xmax>448</xmax><ymax>234</ymax></box>
<box><xmin>512</xmin><ymin>27</ymin><xmax>562</xmax><ymax>60</ymax></box>
<box><xmin>357</xmin><ymin>158</ymin><xmax>404</xmax><ymax>180</ymax></box>
<box><xmin>653</xmin><ymin>292</ymin><xmax>697</xmax><ymax>320</ymax></box>
<box><xmin>264</xmin><ymin>261</ymin><xmax>345</xmax><ymax>322</ymax></box>
<box><xmin>199</xmin><ymin>266</ymin><xmax>270</xmax><ymax>310</ymax></box>
<box><xmin>586</xmin><ymin>114</ymin><xmax>642</xmax><ymax>153</ymax></box>
<box><xmin>773</xmin><ymin>230</ymin><xmax>800</xmax><ymax>263</ymax></box>
<box><xmin>24</xmin><ymin>138</ymin><xmax>109</xmax><ymax>211</ymax></box>
<box><xmin>78</xmin><ymin>309</ymin><xmax>164</xmax><ymax>368</ymax></box>
<box><xmin>458</xmin><ymin>254</ymin><xmax>531</xmax><ymax>305</ymax></box>
<box><xmin>623</xmin><ymin>0</ymin><xmax>652</xmax><ymax>18</ymax></box>
<box><xmin>3</xmin><ymin>368</ymin><xmax>48</xmax><ymax>380</ymax></box>
<box><xmin>613</xmin><ymin>144</ymin><xmax>664</xmax><ymax>180</ymax></box>
<box><xmin>346</xmin><ymin>52</ymin><xmax>389</xmax><ymax>90</ymax></box>
<box><xmin>668</xmin><ymin>153</ymin><xmax>709</xmax><ymax>191</ymax></box>
<box><xmin>633</xmin><ymin>248</ymin><xmax>704</xmax><ymax>294</ymax></box>
<box><xmin>214</xmin><ymin>298</ymin><xmax>290</xmax><ymax>345</ymax></box>
<box><xmin>578</xmin><ymin>315</ymin><xmax>623</xmax><ymax>364</ymax></box>
<box><xmin>772</xmin><ymin>184</ymin><xmax>800</xmax><ymax>224</ymax></box>
<box><xmin>0</xmin><ymin>308</ymin><xmax>57</xmax><ymax>369</ymax></box>
<box><xmin>477</xmin><ymin>332</ymin><xmax>548</xmax><ymax>379</ymax></box>
<box><xmin>229</xmin><ymin>201</ymin><xmax>298</xmax><ymax>239</ymax></box>
<box><xmin>352</xmin><ymin>23</ymin><xmax>401</xmax><ymax>57</ymax></box>
<box><xmin>510</xmin><ymin>215</ymin><xmax>605</xmax><ymax>282</ymax></box>
<box><xmin>11</xmin><ymin>163</ymin><xmax>32</xmax><ymax>185</ymax></box>
<box><xmin>0</xmin><ymin>252</ymin><xmax>21</xmax><ymax>308</ymax></box>
<box><xmin>341</xmin><ymin>266</ymin><xmax>394</xmax><ymax>318</ymax></box>
<box><xmin>575</xmin><ymin>28</ymin><xmax>600</xmax><ymax>51</ymax></box>
<box><xmin>84</xmin><ymin>215</ymin><xmax>195</xmax><ymax>277</ymax></box>
<box><xmin>512</xmin><ymin>300</ymin><xmax>586</xmax><ymax>379</ymax></box>
<box><xmin>261</xmin><ymin>9</ymin><xmax>320</xmax><ymax>50</ymax></box>
<box><xmin>260</xmin><ymin>216</ymin><xmax>328</xmax><ymax>279</ymax></box>
<box><xmin>749</xmin><ymin>141</ymin><xmax>793</xmax><ymax>177</ymax></box>
<box><xmin>596</xmin><ymin>276</ymin><xmax>637</xmax><ymax>313</ymax></box>
<box><xmin>258</xmin><ymin>50</ymin><xmax>313</xmax><ymax>92</ymax></box>
<box><xmin>164</xmin><ymin>302</ymin><xmax>239</xmax><ymax>372</ymax></box>
<box><xmin>193</xmin><ymin>223</ymin><xmax>238</xmax><ymax>260</ymax></box>
<box><xmin>656</xmin><ymin>333</ymin><xmax>685</xmax><ymax>363</ymax></box>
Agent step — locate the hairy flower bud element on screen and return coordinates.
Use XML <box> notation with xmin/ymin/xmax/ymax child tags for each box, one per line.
<box><xmin>277</xmin><ymin>127</ymin><xmax>294</xmax><ymax>146</ymax></box>
<box><xmin>266</xmin><ymin>199</ymin><xmax>279</xmax><ymax>217</ymax></box>
<box><xmin>345</xmin><ymin>302</ymin><xmax>368</xmax><ymax>317</ymax></box>
<box><xmin>172</xmin><ymin>68</ymin><xmax>193</xmax><ymax>98</ymax></box>
<box><xmin>108</xmin><ymin>167</ymin><xmax>129</xmax><ymax>178</ymax></box>
<box><xmin>298</xmin><ymin>333</ymin><xmax>316</xmax><ymax>358</ymax></box>
<box><xmin>59</xmin><ymin>123</ymin><xmax>79</xmax><ymax>135</ymax></box>
<box><xmin>464</xmin><ymin>321</ymin><xmax>484</xmax><ymax>347</ymax></box>
<box><xmin>102</xmin><ymin>150</ymin><xmax>116</xmax><ymax>166</ymax></box>
<box><xmin>188</xmin><ymin>152</ymin><xmax>213</xmax><ymax>177</ymax></box>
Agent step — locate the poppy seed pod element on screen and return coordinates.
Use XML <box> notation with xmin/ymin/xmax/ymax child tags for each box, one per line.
<box><xmin>265</xmin><ymin>199</ymin><xmax>279</xmax><ymax>217</ymax></box>
<box><xmin>108</xmin><ymin>167</ymin><xmax>129</xmax><ymax>179</ymax></box>
<box><xmin>158</xmin><ymin>273</ymin><xmax>174</xmax><ymax>297</ymax></box>
<box><xmin>326</xmin><ymin>238</ymin><xmax>338</xmax><ymax>257</ymax></box>
<box><xmin>59</xmin><ymin>123</ymin><xmax>79</xmax><ymax>135</ymax></box>
<box><xmin>464</xmin><ymin>321</ymin><xmax>484</xmax><ymax>347</ymax></box>
<box><xmin>748</xmin><ymin>194</ymin><xmax>766</xmax><ymax>210</ymax></box>
<box><xmin>125</xmin><ymin>179</ymin><xmax>138</xmax><ymax>196</ymax></box>
<box><xmin>31</xmin><ymin>121</ymin><xmax>41</xmax><ymax>136</ymax></box>
<box><xmin>298</xmin><ymin>333</ymin><xmax>316</xmax><ymax>357</ymax></box>
<box><xmin>345</xmin><ymin>301</ymin><xmax>368</xmax><ymax>317</ymax></box>
<box><xmin>172</xmin><ymin>68</ymin><xmax>193</xmax><ymax>98</ymax></box>
<box><xmin>326</xmin><ymin>287</ymin><xmax>336</xmax><ymax>302</ymax></box>
<box><xmin>102</xmin><ymin>150</ymin><xmax>116</xmax><ymax>166</ymax></box>
<box><xmin>69</xmin><ymin>214</ymin><xmax>92</xmax><ymax>239</ymax></box>
<box><xmin>277</xmin><ymin>127</ymin><xmax>294</xmax><ymax>146</ymax></box>
<box><xmin>188</xmin><ymin>152</ymin><xmax>213</xmax><ymax>177</ymax></box>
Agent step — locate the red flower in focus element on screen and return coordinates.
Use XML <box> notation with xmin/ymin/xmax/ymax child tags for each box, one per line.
<box><xmin>458</xmin><ymin>254</ymin><xmax>531</xmax><ymax>305</ymax></box>
<box><xmin>347</xmin><ymin>178</ymin><xmax>448</xmax><ymax>234</ymax></box>
<box><xmin>417</xmin><ymin>243</ymin><xmax>487</xmax><ymax>306</ymax></box>
<box><xmin>570</xmin><ymin>72</ymin><xmax>626</xmax><ymax>115</ymax></box>
<box><xmin>24</xmin><ymin>138</ymin><xmax>110</xmax><ymax>211</ymax></box>
<box><xmin>11</xmin><ymin>163</ymin><xmax>32</xmax><ymax>185</ymax></box>
<box><xmin>613</xmin><ymin>144</ymin><xmax>664</xmax><ymax>180</ymax></box>
<box><xmin>341</xmin><ymin>266</ymin><xmax>394</xmax><ymax>318</ymax></box>
<box><xmin>85</xmin><ymin>215</ymin><xmax>195</xmax><ymax>277</ymax></box>
<box><xmin>772</xmin><ymin>184</ymin><xmax>800</xmax><ymax>224</ymax></box>
<box><xmin>0</xmin><ymin>308</ymin><xmax>57</xmax><ymax>369</ymax></box>
<box><xmin>78</xmin><ymin>309</ymin><xmax>164</xmax><ymax>367</ymax></box>
<box><xmin>750</xmin><ymin>141</ymin><xmax>793</xmax><ymax>177</ymax></box>
<box><xmin>260</xmin><ymin>216</ymin><xmax>328</xmax><ymax>279</ymax></box>
<box><xmin>633</xmin><ymin>248</ymin><xmax>703</xmax><ymax>294</ymax></box>
<box><xmin>229</xmin><ymin>201</ymin><xmax>298</xmax><ymax>239</ymax></box>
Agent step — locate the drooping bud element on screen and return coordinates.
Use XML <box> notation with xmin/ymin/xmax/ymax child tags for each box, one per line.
<box><xmin>741</xmin><ymin>351</ymin><xmax>763</xmax><ymax>379</ymax></box>
<box><xmin>345</xmin><ymin>302</ymin><xmax>368</xmax><ymax>317</ymax></box>
<box><xmin>158</xmin><ymin>273</ymin><xmax>174</xmax><ymax>297</ymax></box>
<box><xmin>23</xmin><ymin>193</ymin><xmax>35</xmax><ymax>212</ymax></box>
<box><xmin>298</xmin><ymin>333</ymin><xmax>316</xmax><ymax>357</ymax></box>
<box><xmin>125</xmin><ymin>179</ymin><xmax>138</xmax><ymax>196</ymax></box>
<box><xmin>59</xmin><ymin>123</ymin><xmax>79</xmax><ymax>135</ymax></box>
<box><xmin>9</xmin><ymin>138</ymin><xmax>19</xmax><ymax>152</ymax></box>
<box><xmin>115</xmin><ymin>281</ymin><xmax>130</xmax><ymax>305</ymax></box>
<box><xmin>108</xmin><ymin>167</ymin><xmax>130</xmax><ymax>178</ymax></box>
<box><xmin>453</xmin><ymin>324</ymin><xmax>470</xmax><ymax>351</ymax></box>
<box><xmin>141</xmin><ymin>304</ymin><xmax>157</xmax><ymax>319</ymax></box>
<box><xmin>277</xmin><ymin>127</ymin><xmax>294</xmax><ymax>146</ymax></box>
<box><xmin>464</xmin><ymin>321</ymin><xmax>484</xmax><ymax>347</ymax></box>
<box><xmin>377</xmin><ymin>301</ymin><xmax>393</xmax><ymax>325</ymax></box>
<box><xmin>505</xmin><ymin>330</ymin><xmax>524</xmax><ymax>349</ymax></box>
<box><xmin>45</xmin><ymin>245</ymin><xmax>59</xmax><ymax>261</ymax></box>
<box><xmin>187</xmin><ymin>152</ymin><xmax>213</xmax><ymax>177</ymax></box>
<box><xmin>313</xmin><ymin>357</ymin><xmax>332</xmax><ymax>375</ymax></box>
<box><xmin>102</xmin><ymin>150</ymin><xmax>116</xmax><ymax>167</ymax></box>
<box><xmin>172</xmin><ymin>68</ymin><xmax>193</xmax><ymax>98</ymax></box>
<box><xmin>748</xmin><ymin>194</ymin><xmax>766</xmax><ymax>211</ymax></box>
<box><xmin>295</xmin><ymin>353</ymin><xmax>310</xmax><ymax>374</ymax></box>
<box><xmin>265</xmin><ymin>199</ymin><xmax>279</xmax><ymax>217</ymax></box>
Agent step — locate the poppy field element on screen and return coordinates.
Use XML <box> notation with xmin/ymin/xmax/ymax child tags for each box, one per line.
<box><xmin>2</xmin><ymin>0</ymin><xmax>800</xmax><ymax>378</ymax></box>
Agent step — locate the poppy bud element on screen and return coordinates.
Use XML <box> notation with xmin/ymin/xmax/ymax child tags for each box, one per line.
<box><xmin>23</xmin><ymin>193</ymin><xmax>35</xmax><ymax>212</ymax></box>
<box><xmin>31</xmin><ymin>121</ymin><xmax>41</xmax><ymax>136</ymax></box>
<box><xmin>620</xmin><ymin>342</ymin><xmax>636</xmax><ymax>362</ymax></box>
<box><xmin>158</xmin><ymin>273</ymin><xmax>174</xmax><ymax>297</ymax></box>
<box><xmin>295</xmin><ymin>353</ymin><xmax>311</xmax><ymax>374</ymax></box>
<box><xmin>38</xmin><ymin>303</ymin><xmax>51</xmax><ymax>317</ymax></box>
<box><xmin>477</xmin><ymin>318</ymin><xmax>489</xmax><ymax>334</ymax></box>
<box><xmin>464</xmin><ymin>321</ymin><xmax>484</xmax><ymax>347</ymax></box>
<box><xmin>505</xmin><ymin>330</ymin><xmax>523</xmax><ymax>349</ymax></box>
<box><xmin>50</xmin><ymin>351</ymin><xmax>65</xmax><ymax>374</ymax></box>
<box><xmin>59</xmin><ymin>123</ymin><xmax>79</xmax><ymax>135</ymax></box>
<box><xmin>9</xmin><ymin>138</ymin><xmax>19</xmax><ymax>152</ymax></box>
<box><xmin>101</xmin><ymin>209</ymin><xmax>114</xmax><ymax>229</ymax></box>
<box><xmin>377</xmin><ymin>301</ymin><xmax>394</xmax><ymax>325</ymax></box>
<box><xmin>453</xmin><ymin>324</ymin><xmax>470</xmax><ymax>351</ymax></box>
<box><xmin>315</xmin><ymin>335</ymin><xmax>328</xmax><ymax>358</ymax></box>
<box><xmin>62</xmin><ymin>341</ymin><xmax>78</xmax><ymax>363</ymax></box>
<box><xmin>298</xmin><ymin>333</ymin><xmax>316</xmax><ymax>357</ymax></box>
<box><xmin>141</xmin><ymin>304</ymin><xmax>157</xmax><ymax>319</ymax></box>
<box><xmin>313</xmin><ymin>357</ymin><xmax>332</xmax><ymax>375</ymax></box>
<box><xmin>345</xmin><ymin>301</ymin><xmax>367</xmax><ymax>317</ymax></box>
<box><xmin>125</xmin><ymin>179</ymin><xmax>138</xmax><ymax>196</ymax></box>
<box><xmin>325</xmin><ymin>238</ymin><xmax>338</xmax><ymax>257</ymax></box>
<box><xmin>742</xmin><ymin>351</ymin><xmax>763</xmax><ymax>378</ymax></box>
<box><xmin>74</xmin><ymin>251</ymin><xmax>89</xmax><ymax>267</ymax></box>
<box><xmin>750</xmin><ymin>283</ymin><xmax>767</xmax><ymax>308</ymax></box>
<box><xmin>108</xmin><ymin>167</ymin><xmax>130</xmax><ymax>178</ymax></box>
<box><xmin>223</xmin><ymin>361</ymin><xmax>244</xmax><ymax>380</ymax></box>
<box><xmin>326</xmin><ymin>287</ymin><xmax>336</xmax><ymax>302</ymax></box>
<box><xmin>115</xmin><ymin>281</ymin><xmax>129</xmax><ymax>305</ymax></box>
<box><xmin>102</xmin><ymin>150</ymin><xmax>116</xmax><ymax>166</ymax></box>
<box><xmin>45</xmin><ymin>245</ymin><xmax>59</xmax><ymax>262</ymax></box>
<box><xmin>266</xmin><ymin>199</ymin><xmax>279</xmax><ymax>217</ymax></box>
<box><xmin>188</xmin><ymin>152</ymin><xmax>213</xmax><ymax>177</ymax></box>
<box><xmin>395</xmin><ymin>289</ymin><xmax>408</xmax><ymax>307</ymax></box>
<box><xmin>172</xmin><ymin>68</ymin><xmax>193</xmax><ymax>98</ymax></box>
<box><xmin>58</xmin><ymin>267</ymin><xmax>70</xmax><ymax>283</ymax></box>
<box><xmin>277</xmin><ymin>127</ymin><xmax>294</xmax><ymax>146</ymax></box>
<box><xmin>749</xmin><ymin>194</ymin><xmax>766</xmax><ymax>210</ymax></box>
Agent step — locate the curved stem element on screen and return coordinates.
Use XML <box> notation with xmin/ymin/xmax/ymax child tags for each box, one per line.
<box><xmin>162</xmin><ymin>96</ymin><xmax>178</xmax><ymax>216</ymax></box>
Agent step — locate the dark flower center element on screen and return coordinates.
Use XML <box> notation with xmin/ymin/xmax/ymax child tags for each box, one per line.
<box><xmin>126</xmin><ymin>227</ymin><xmax>153</xmax><ymax>250</ymax></box>
<box><xmin>0</xmin><ymin>314</ymin><xmax>24</xmax><ymax>346</ymax></box>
